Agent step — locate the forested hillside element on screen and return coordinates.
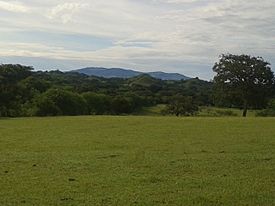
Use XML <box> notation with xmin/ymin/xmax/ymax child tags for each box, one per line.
<box><xmin>0</xmin><ymin>64</ymin><xmax>212</xmax><ymax>117</ymax></box>
<box><xmin>72</xmin><ymin>67</ymin><xmax>190</xmax><ymax>80</ymax></box>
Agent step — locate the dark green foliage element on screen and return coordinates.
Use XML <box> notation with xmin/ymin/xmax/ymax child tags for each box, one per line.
<box><xmin>0</xmin><ymin>64</ymin><xmax>33</xmax><ymax>83</ymax></box>
<box><xmin>34</xmin><ymin>89</ymin><xmax>87</xmax><ymax>116</ymax></box>
<box><xmin>256</xmin><ymin>99</ymin><xmax>275</xmax><ymax>117</ymax></box>
<box><xmin>213</xmin><ymin>54</ymin><xmax>274</xmax><ymax>117</ymax></box>
<box><xmin>159</xmin><ymin>78</ymin><xmax>213</xmax><ymax>106</ymax></box>
<box><xmin>1</xmin><ymin>61</ymin><xmax>274</xmax><ymax>117</ymax></box>
<box><xmin>163</xmin><ymin>96</ymin><xmax>199</xmax><ymax>116</ymax></box>
<box><xmin>111</xmin><ymin>96</ymin><xmax>135</xmax><ymax>114</ymax></box>
<box><xmin>128</xmin><ymin>74</ymin><xmax>162</xmax><ymax>93</ymax></box>
<box><xmin>0</xmin><ymin>64</ymin><xmax>215</xmax><ymax>117</ymax></box>
<box><xmin>20</xmin><ymin>76</ymin><xmax>50</xmax><ymax>93</ymax></box>
<box><xmin>82</xmin><ymin>92</ymin><xmax>111</xmax><ymax>115</ymax></box>
<box><xmin>201</xmin><ymin>108</ymin><xmax>238</xmax><ymax>117</ymax></box>
<box><xmin>0</xmin><ymin>64</ymin><xmax>33</xmax><ymax>117</ymax></box>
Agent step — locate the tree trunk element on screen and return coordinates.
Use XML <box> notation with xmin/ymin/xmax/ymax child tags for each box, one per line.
<box><xmin>242</xmin><ymin>101</ymin><xmax>248</xmax><ymax>117</ymax></box>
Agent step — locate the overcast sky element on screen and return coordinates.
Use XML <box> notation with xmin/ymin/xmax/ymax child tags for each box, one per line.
<box><xmin>0</xmin><ymin>0</ymin><xmax>274</xmax><ymax>79</ymax></box>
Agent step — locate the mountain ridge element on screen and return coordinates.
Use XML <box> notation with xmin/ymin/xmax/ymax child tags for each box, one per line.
<box><xmin>71</xmin><ymin>67</ymin><xmax>190</xmax><ymax>80</ymax></box>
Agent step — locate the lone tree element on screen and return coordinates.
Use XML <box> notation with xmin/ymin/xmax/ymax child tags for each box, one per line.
<box><xmin>213</xmin><ymin>54</ymin><xmax>274</xmax><ymax>117</ymax></box>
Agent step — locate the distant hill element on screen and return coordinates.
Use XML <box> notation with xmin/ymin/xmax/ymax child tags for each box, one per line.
<box><xmin>71</xmin><ymin>67</ymin><xmax>190</xmax><ymax>80</ymax></box>
<box><xmin>147</xmin><ymin>71</ymin><xmax>189</xmax><ymax>81</ymax></box>
<box><xmin>128</xmin><ymin>74</ymin><xmax>161</xmax><ymax>87</ymax></box>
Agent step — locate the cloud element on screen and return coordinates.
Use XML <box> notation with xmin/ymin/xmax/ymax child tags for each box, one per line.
<box><xmin>155</xmin><ymin>0</ymin><xmax>200</xmax><ymax>3</ymax></box>
<box><xmin>47</xmin><ymin>2</ymin><xmax>88</xmax><ymax>24</ymax></box>
<box><xmin>0</xmin><ymin>0</ymin><xmax>274</xmax><ymax>79</ymax></box>
<box><xmin>0</xmin><ymin>1</ymin><xmax>29</xmax><ymax>13</ymax></box>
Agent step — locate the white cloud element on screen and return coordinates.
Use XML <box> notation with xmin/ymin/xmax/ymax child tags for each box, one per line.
<box><xmin>0</xmin><ymin>1</ymin><xmax>29</xmax><ymax>13</ymax></box>
<box><xmin>47</xmin><ymin>2</ymin><xmax>88</xmax><ymax>24</ymax></box>
<box><xmin>0</xmin><ymin>0</ymin><xmax>274</xmax><ymax>79</ymax></box>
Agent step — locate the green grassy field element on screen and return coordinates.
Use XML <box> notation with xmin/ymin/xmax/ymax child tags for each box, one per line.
<box><xmin>139</xmin><ymin>105</ymin><xmax>260</xmax><ymax>117</ymax></box>
<box><xmin>198</xmin><ymin>107</ymin><xmax>259</xmax><ymax>117</ymax></box>
<box><xmin>0</xmin><ymin>116</ymin><xmax>275</xmax><ymax>206</ymax></box>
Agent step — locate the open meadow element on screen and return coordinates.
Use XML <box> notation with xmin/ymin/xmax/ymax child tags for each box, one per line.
<box><xmin>0</xmin><ymin>116</ymin><xmax>275</xmax><ymax>205</ymax></box>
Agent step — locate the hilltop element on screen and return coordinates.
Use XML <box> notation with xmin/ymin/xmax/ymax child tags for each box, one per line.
<box><xmin>71</xmin><ymin>67</ymin><xmax>190</xmax><ymax>81</ymax></box>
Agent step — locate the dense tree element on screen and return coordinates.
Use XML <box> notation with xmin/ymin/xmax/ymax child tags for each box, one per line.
<box><xmin>0</xmin><ymin>64</ymin><xmax>215</xmax><ymax>117</ymax></box>
<box><xmin>82</xmin><ymin>92</ymin><xmax>111</xmax><ymax>115</ymax></box>
<box><xmin>34</xmin><ymin>89</ymin><xmax>87</xmax><ymax>116</ymax></box>
<box><xmin>213</xmin><ymin>54</ymin><xmax>274</xmax><ymax>117</ymax></box>
<box><xmin>110</xmin><ymin>96</ymin><xmax>134</xmax><ymax>114</ymax></box>
<box><xmin>0</xmin><ymin>64</ymin><xmax>33</xmax><ymax>117</ymax></box>
<box><xmin>164</xmin><ymin>96</ymin><xmax>199</xmax><ymax>116</ymax></box>
<box><xmin>0</xmin><ymin>64</ymin><xmax>33</xmax><ymax>83</ymax></box>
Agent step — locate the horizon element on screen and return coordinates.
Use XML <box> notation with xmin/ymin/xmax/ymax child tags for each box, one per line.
<box><xmin>0</xmin><ymin>0</ymin><xmax>275</xmax><ymax>80</ymax></box>
<box><xmin>0</xmin><ymin>61</ymin><xmax>201</xmax><ymax>79</ymax></box>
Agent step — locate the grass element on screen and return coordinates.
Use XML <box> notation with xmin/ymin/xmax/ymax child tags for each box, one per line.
<box><xmin>0</xmin><ymin>116</ymin><xmax>275</xmax><ymax>205</ymax></box>
<box><xmin>137</xmin><ymin>104</ymin><xmax>166</xmax><ymax>116</ymax></box>
<box><xmin>198</xmin><ymin>107</ymin><xmax>259</xmax><ymax>117</ymax></box>
<box><xmin>140</xmin><ymin>105</ymin><xmax>259</xmax><ymax>117</ymax></box>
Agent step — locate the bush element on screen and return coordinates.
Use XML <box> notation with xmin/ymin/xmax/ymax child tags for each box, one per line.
<box><xmin>256</xmin><ymin>99</ymin><xmax>275</xmax><ymax>117</ymax></box>
<box><xmin>34</xmin><ymin>89</ymin><xmax>87</xmax><ymax>116</ymax></box>
<box><xmin>111</xmin><ymin>96</ymin><xmax>135</xmax><ymax>114</ymax></box>
<box><xmin>256</xmin><ymin>110</ymin><xmax>275</xmax><ymax>117</ymax></box>
<box><xmin>215</xmin><ymin>110</ymin><xmax>238</xmax><ymax>117</ymax></box>
<box><xmin>82</xmin><ymin>92</ymin><xmax>111</xmax><ymax>115</ymax></box>
<box><xmin>163</xmin><ymin>96</ymin><xmax>199</xmax><ymax>116</ymax></box>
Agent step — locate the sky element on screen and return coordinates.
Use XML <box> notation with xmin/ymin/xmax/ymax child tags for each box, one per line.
<box><xmin>0</xmin><ymin>0</ymin><xmax>274</xmax><ymax>80</ymax></box>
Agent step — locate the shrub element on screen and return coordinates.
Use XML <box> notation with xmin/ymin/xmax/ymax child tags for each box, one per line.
<box><xmin>163</xmin><ymin>96</ymin><xmax>199</xmax><ymax>116</ymax></box>
<box><xmin>82</xmin><ymin>92</ymin><xmax>111</xmax><ymax>115</ymax></box>
<box><xmin>111</xmin><ymin>96</ymin><xmax>135</xmax><ymax>114</ymax></box>
<box><xmin>256</xmin><ymin>99</ymin><xmax>275</xmax><ymax>117</ymax></box>
<box><xmin>214</xmin><ymin>110</ymin><xmax>237</xmax><ymax>117</ymax></box>
<box><xmin>34</xmin><ymin>89</ymin><xmax>87</xmax><ymax>116</ymax></box>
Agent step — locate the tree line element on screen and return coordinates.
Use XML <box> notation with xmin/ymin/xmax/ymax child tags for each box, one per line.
<box><xmin>0</xmin><ymin>64</ymin><xmax>212</xmax><ymax>117</ymax></box>
<box><xmin>0</xmin><ymin>54</ymin><xmax>274</xmax><ymax>117</ymax></box>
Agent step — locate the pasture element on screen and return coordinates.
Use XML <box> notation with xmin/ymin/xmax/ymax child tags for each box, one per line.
<box><xmin>139</xmin><ymin>105</ymin><xmax>259</xmax><ymax>117</ymax></box>
<box><xmin>0</xmin><ymin>116</ymin><xmax>274</xmax><ymax>205</ymax></box>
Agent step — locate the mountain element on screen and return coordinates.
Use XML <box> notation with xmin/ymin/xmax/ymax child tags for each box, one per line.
<box><xmin>71</xmin><ymin>67</ymin><xmax>190</xmax><ymax>80</ymax></box>
<box><xmin>147</xmin><ymin>71</ymin><xmax>189</xmax><ymax>81</ymax></box>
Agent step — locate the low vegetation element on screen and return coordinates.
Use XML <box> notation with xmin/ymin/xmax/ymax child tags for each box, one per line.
<box><xmin>1</xmin><ymin>54</ymin><xmax>275</xmax><ymax>118</ymax></box>
<box><xmin>0</xmin><ymin>64</ymin><xmax>212</xmax><ymax>117</ymax></box>
<box><xmin>1</xmin><ymin>54</ymin><xmax>275</xmax><ymax>205</ymax></box>
<box><xmin>140</xmin><ymin>105</ymin><xmax>258</xmax><ymax>117</ymax></box>
<box><xmin>256</xmin><ymin>99</ymin><xmax>275</xmax><ymax>117</ymax></box>
<box><xmin>163</xmin><ymin>96</ymin><xmax>199</xmax><ymax>116</ymax></box>
<box><xmin>0</xmin><ymin>116</ymin><xmax>274</xmax><ymax>205</ymax></box>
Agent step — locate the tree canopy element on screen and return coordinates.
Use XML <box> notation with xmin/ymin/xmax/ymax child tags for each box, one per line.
<box><xmin>0</xmin><ymin>64</ymin><xmax>213</xmax><ymax>117</ymax></box>
<box><xmin>1</xmin><ymin>59</ymin><xmax>273</xmax><ymax>118</ymax></box>
<box><xmin>213</xmin><ymin>54</ymin><xmax>274</xmax><ymax>117</ymax></box>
